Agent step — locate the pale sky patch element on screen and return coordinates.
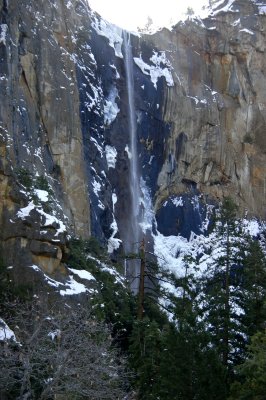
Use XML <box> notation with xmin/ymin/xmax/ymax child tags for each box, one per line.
<box><xmin>88</xmin><ymin>0</ymin><xmax>210</xmax><ymax>31</ymax></box>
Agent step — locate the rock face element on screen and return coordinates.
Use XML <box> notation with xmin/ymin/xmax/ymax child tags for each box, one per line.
<box><xmin>144</xmin><ymin>0</ymin><xmax>266</xmax><ymax>221</ymax></box>
<box><xmin>0</xmin><ymin>0</ymin><xmax>265</xmax><ymax>276</ymax></box>
<box><xmin>0</xmin><ymin>0</ymin><xmax>91</xmax><ymax>272</ymax></box>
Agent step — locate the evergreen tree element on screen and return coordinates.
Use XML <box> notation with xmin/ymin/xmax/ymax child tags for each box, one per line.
<box><xmin>242</xmin><ymin>237</ymin><xmax>266</xmax><ymax>337</ymax></box>
<box><xmin>197</xmin><ymin>198</ymin><xmax>247</xmax><ymax>388</ymax></box>
<box><xmin>128</xmin><ymin>251</ymin><xmax>228</xmax><ymax>400</ymax></box>
<box><xmin>229</xmin><ymin>330</ymin><xmax>266</xmax><ymax>400</ymax></box>
<box><xmin>129</xmin><ymin>318</ymin><xmax>163</xmax><ymax>399</ymax></box>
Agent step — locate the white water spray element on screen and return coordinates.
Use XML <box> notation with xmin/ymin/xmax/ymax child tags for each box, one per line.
<box><xmin>123</xmin><ymin>31</ymin><xmax>141</xmax><ymax>254</ymax></box>
<box><xmin>122</xmin><ymin>31</ymin><xmax>143</xmax><ymax>293</ymax></box>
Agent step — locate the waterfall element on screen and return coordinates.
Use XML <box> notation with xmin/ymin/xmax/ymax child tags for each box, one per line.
<box><xmin>123</xmin><ymin>31</ymin><xmax>141</xmax><ymax>293</ymax></box>
<box><xmin>123</xmin><ymin>31</ymin><xmax>141</xmax><ymax>254</ymax></box>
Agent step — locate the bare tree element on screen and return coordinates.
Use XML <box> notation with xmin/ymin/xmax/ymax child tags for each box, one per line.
<box><xmin>0</xmin><ymin>301</ymin><xmax>130</xmax><ymax>399</ymax></box>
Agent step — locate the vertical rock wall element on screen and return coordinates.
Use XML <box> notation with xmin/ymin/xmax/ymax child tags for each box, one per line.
<box><xmin>0</xmin><ymin>0</ymin><xmax>265</xmax><ymax>275</ymax></box>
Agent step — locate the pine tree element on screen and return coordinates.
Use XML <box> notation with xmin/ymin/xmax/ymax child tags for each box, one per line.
<box><xmin>129</xmin><ymin>318</ymin><xmax>163</xmax><ymax>399</ymax></box>
<box><xmin>198</xmin><ymin>198</ymin><xmax>247</xmax><ymax>388</ymax></box>
<box><xmin>242</xmin><ymin>237</ymin><xmax>266</xmax><ymax>337</ymax></box>
<box><xmin>229</xmin><ymin>330</ymin><xmax>266</xmax><ymax>399</ymax></box>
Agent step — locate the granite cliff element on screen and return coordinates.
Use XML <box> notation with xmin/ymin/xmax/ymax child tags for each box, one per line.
<box><xmin>0</xmin><ymin>0</ymin><xmax>265</xmax><ymax>283</ymax></box>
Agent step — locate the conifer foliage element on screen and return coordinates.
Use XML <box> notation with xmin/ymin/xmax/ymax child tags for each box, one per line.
<box><xmin>1</xmin><ymin>198</ymin><xmax>266</xmax><ymax>399</ymax></box>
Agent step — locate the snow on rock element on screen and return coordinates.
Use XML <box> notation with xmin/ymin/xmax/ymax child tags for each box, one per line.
<box><xmin>172</xmin><ymin>197</ymin><xmax>184</xmax><ymax>207</ymax></box>
<box><xmin>84</xmin><ymin>83</ymin><xmax>103</xmax><ymax>112</ymax></box>
<box><xmin>232</xmin><ymin>18</ymin><xmax>241</xmax><ymax>26</ymax></box>
<box><xmin>68</xmin><ymin>268</ymin><xmax>96</xmax><ymax>281</ymax></box>
<box><xmin>29</xmin><ymin>265</ymin><xmax>61</xmax><ymax>287</ymax></box>
<box><xmin>104</xmin><ymin>86</ymin><xmax>120</xmax><ymax>125</ymax></box>
<box><xmin>37</xmin><ymin>209</ymin><xmax>66</xmax><ymax>237</ymax></box>
<box><xmin>212</xmin><ymin>0</ymin><xmax>238</xmax><ymax>15</ymax></box>
<box><xmin>29</xmin><ymin>265</ymin><xmax>93</xmax><ymax>296</ymax></box>
<box><xmin>240</xmin><ymin>28</ymin><xmax>254</xmax><ymax>35</ymax></box>
<box><xmin>134</xmin><ymin>51</ymin><xmax>174</xmax><ymax>89</ymax></box>
<box><xmin>105</xmin><ymin>145</ymin><xmax>117</xmax><ymax>169</ymax></box>
<box><xmin>112</xmin><ymin>192</ymin><xmax>117</xmax><ymax>211</ymax></box>
<box><xmin>92</xmin><ymin>177</ymin><xmax>102</xmax><ymax>196</ymax></box>
<box><xmin>17</xmin><ymin>201</ymin><xmax>66</xmax><ymax>237</ymax></box>
<box><xmin>17</xmin><ymin>202</ymin><xmax>35</xmax><ymax>219</ymax></box>
<box><xmin>98</xmin><ymin>200</ymin><xmax>105</xmax><ymax>210</ymax></box>
<box><xmin>125</xmin><ymin>144</ymin><xmax>132</xmax><ymax>159</ymax></box>
<box><xmin>187</xmin><ymin>95</ymin><xmax>208</xmax><ymax>106</ymax></box>
<box><xmin>0</xmin><ymin>24</ymin><xmax>8</xmax><ymax>46</ymax></box>
<box><xmin>34</xmin><ymin>189</ymin><xmax>49</xmax><ymax>202</ymax></box>
<box><xmin>110</xmin><ymin>63</ymin><xmax>120</xmax><ymax>79</ymax></box>
<box><xmin>107</xmin><ymin>190</ymin><xmax>121</xmax><ymax>253</ymax></box>
<box><xmin>153</xmin><ymin>231</ymin><xmax>189</xmax><ymax>275</ymax></box>
<box><xmin>60</xmin><ymin>276</ymin><xmax>89</xmax><ymax>296</ymax></box>
<box><xmin>258</xmin><ymin>5</ymin><xmax>266</xmax><ymax>14</ymax></box>
<box><xmin>100</xmin><ymin>262</ymin><xmax>125</xmax><ymax>286</ymax></box>
<box><xmin>108</xmin><ymin>218</ymin><xmax>122</xmax><ymax>253</ymax></box>
<box><xmin>90</xmin><ymin>137</ymin><xmax>104</xmax><ymax>157</ymax></box>
<box><xmin>48</xmin><ymin>329</ymin><xmax>61</xmax><ymax>340</ymax></box>
<box><xmin>92</xmin><ymin>15</ymin><xmax>123</xmax><ymax>58</ymax></box>
<box><xmin>86</xmin><ymin>254</ymin><xmax>123</xmax><ymax>281</ymax></box>
<box><xmin>0</xmin><ymin>318</ymin><xmax>16</xmax><ymax>342</ymax></box>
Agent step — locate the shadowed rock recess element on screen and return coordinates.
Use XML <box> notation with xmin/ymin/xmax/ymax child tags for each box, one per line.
<box><xmin>0</xmin><ymin>0</ymin><xmax>265</xmax><ymax>282</ymax></box>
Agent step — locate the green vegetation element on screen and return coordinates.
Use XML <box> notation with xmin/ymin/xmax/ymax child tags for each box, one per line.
<box><xmin>16</xmin><ymin>167</ymin><xmax>33</xmax><ymax>190</ymax></box>
<box><xmin>229</xmin><ymin>331</ymin><xmax>266</xmax><ymax>399</ymax></box>
<box><xmin>125</xmin><ymin>198</ymin><xmax>266</xmax><ymax>399</ymax></box>
<box><xmin>1</xmin><ymin>198</ymin><xmax>266</xmax><ymax>399</ymax></box>
<box><xmin>15</xmin><ymin>167</ymin><xmax>54</xmax><ymax>211</ymax></box>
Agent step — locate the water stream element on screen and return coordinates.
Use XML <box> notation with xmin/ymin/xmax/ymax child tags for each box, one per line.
<box><xmin>123</xmin><ymin>31</ymin><xmax>141</xmax><ymax>292</ymax></box>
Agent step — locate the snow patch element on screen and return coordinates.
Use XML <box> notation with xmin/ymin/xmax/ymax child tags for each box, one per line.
<box><xmin>125</xmin><ymin>144</ymin><xmax>132</xmax><ymax>159</ymax></box>
<box><xmin>68</xmin><ymin>268</ymin><xmax>96</xmax><ymax>281</ymax></box>
<box><xmin>212</xmin><ymin>0</ymin><xmax>238</xmax><ymax>15</ymax></box>
<box><xmin>240</xmin><ymin>28</ymin><xmax>254</xmax><ymax>35</ymax></box>
<box><xmin>60</xmin><ymin>276</ymin><xmax>88</xmax><ymax>296</ymax></box>
<box><xmin>29</xmin><ymin>265</ymin><xmax>61</xmax><ymax>287</ymax></box>
<box><xmin>92</xmin><ymin>16</ymin><xmax>123</xmax><ymax>58</ymax></box>
<box><xmin>37</xmin><ymin>209</ymin><xmax>66</xmax><ymax>237</ymax></box>
<box><xmin>110</xmin><ymin>63</ymin><xmax>120</xmax><ymax>79</ymax></box>
<box><xmin>0</xmin><ymin>319</ymin><xmax>16</xmax><ymax>342</ymax></box>
<box><xmin>232</xmin><ymin>18</ymin><xmax>241</xmax><ymax>26</ymax></box>
<box><xmin>108</xmin><ymin>218</ymin><xmax>121</xmax><ymax>253</ymax></box>
<box><xmin>92</xmin><ymin>178</ymin><xmax>101</xmax><ymax>196</ymax></box>
<box><xmin>112</xmin><ymin>193</ymin><xmax>117</xmax><ymax>211</ymax></box>
<box><xmin>90</xmin><ymin>137</ymin><xmax>103</xmax><ymax>157</ymax></box>
<box><xmin>100</xmin><ymin>262</ymin><xmax>125</xmax><ymax>286</ymax></box>
<box><xmin>172</xmin><ymin>197</ymin><xmax>184</xmax><ymax>207</ymax></box>
<box><xmin>105</xmin><ymin>145</ymin><xmax>117</xmax><ymax>169</ymax></box>
<box><xmin>243</xmin><ymin>219</ymin><xmax>260</xmax><ymax>237</ymax></box>
<box><xmin>48</xmin><ymin>329</ymin><xmax>61</xmax><ymax>340</ymax></box>
<box><xmin>153</xmin><ymin>231</ymin><xmax>189</xmax><ymax>274</ymax></box>
<box><xmin>104</xmin><ymin>87</ymin><xmax>120</xmax><ymax>125</ymax></box>
<box><xmin>28</xmin><ymin>265</ymin><xmax>93</xmax><ymax>296</ymax></box>
<box><xmin>34</xmin><ymin>189</ymin><xmax>49</xmax><ymax>202</ymax></box>
<box><xmin>134</xmin><ymin>51</ymin><xmax>174</xmax><ymax>89</ymax></box>
<box><xmin>0</xmin><ymin>24</ymin><xmax>8</xmax><ymax>46</ymax></box>
<box><xmin>17</xmin><ymin>202</ymin><xmax>35</xmax><ymax>219</ymax></box>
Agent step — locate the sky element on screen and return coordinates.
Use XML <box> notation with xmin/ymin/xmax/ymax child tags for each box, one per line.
<box><xmin>88</xmin><ymin>0</ymin><xmax>211</xmax><ymax>31</ymax></box>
